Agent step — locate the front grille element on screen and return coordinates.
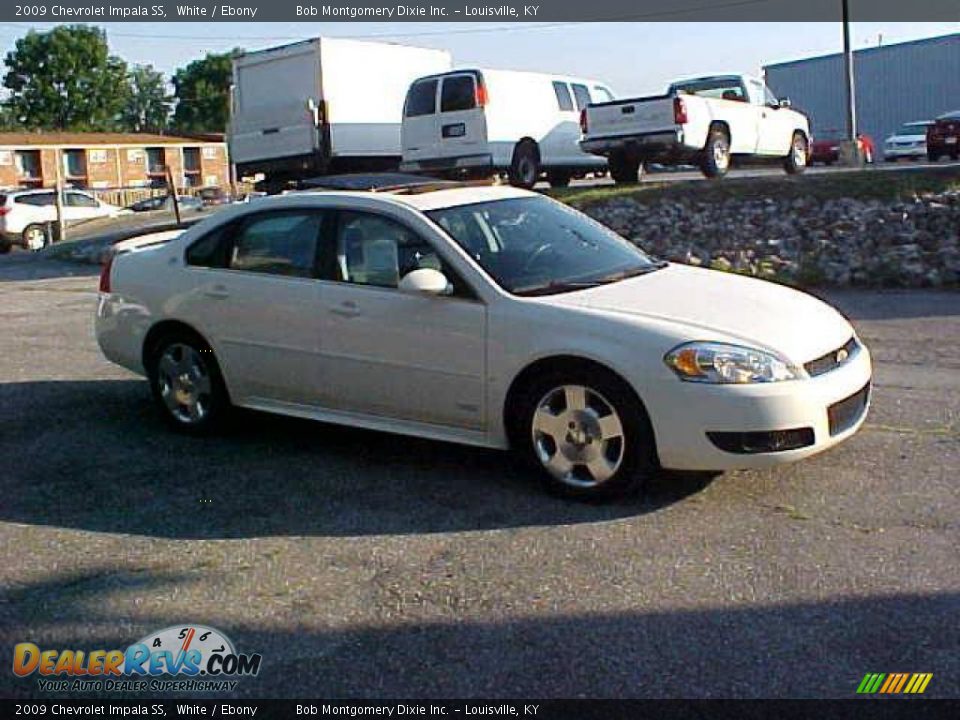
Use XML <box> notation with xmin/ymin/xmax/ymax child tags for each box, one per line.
<box><xmin>805</xmin><ymin>336</ymin><xmax>859</xmax><ymax>378</ymax></box>
<box><xmin>828</xmin><ymin>382</ymin><xmax>871</xmax><ymax>436</ymax></box>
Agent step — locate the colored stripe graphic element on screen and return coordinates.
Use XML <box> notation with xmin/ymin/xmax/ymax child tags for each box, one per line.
<box><xmin>858</xmin><ymin>672</ymin><xmax>932</xmax><ymax>694</ymax></box>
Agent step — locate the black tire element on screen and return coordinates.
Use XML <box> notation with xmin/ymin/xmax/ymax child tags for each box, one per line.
<box><xmin>510</xmin><ymin>366</ymin><xmax>658</xmax><ymax>500</ymax></box>
<box><xmin>701</xmin><ymin>126</ymin><xmax>731</xmax><ymax>179</ymax></box>
<box><xmin>508</xmin><ymin>140</ymin><xmax>541</xmax><ymax>189</ymax></box>
<box><xmin>22</xmin><ymin>223</ymin><xmax>50</xmax><ymax>252</ymax></box>
<box><xmin>609</xmin><ymin>152</ymin><xmax>641</xmax><ymax>184</ymax></box>
<box><xmin>884</xmin><ymin>157</ymin><xmax>897</xmax><ymax>163</ymax></box>
<box><xmin>146</xmin><ymin>330</ymin><xmax>230</xmax><ymax>435</ymax></box>
<box><xmin>927</xmin><ymin>151</ymin><xmax>940</xmax><ymax>162</ymax></box>
<box><xmin>951</xmin><ymin>152</ymin><xmax>959</xmax><ymax>161</ymax></box>
<box><xmin>783</xmin><ymin>131</ymin><xmax>809</xmax><ymax>175</ymax></box>
<box><xmin>546</xmin><ymin>171</ymin><xmax>572</xmax><ymax>188</ymax></box>
<box><xmin>0</xmin><ymin>237</ymin><xmax>11</xmax><ymax>254</ymax></box>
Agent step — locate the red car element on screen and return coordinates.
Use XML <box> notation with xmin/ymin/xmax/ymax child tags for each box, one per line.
<box><xmin>811</xmin><ymin>131</ymin><xmax>875</xmax><ymax>165</ymax></box>
<box><xmin>927</xmin><ymin>111</ymin><xmax>960</xmax><ymax>161</ymax></box>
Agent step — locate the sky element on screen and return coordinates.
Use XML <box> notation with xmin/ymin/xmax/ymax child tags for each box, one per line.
<box><xmin>0</xmin><ymin>21</ymin><xmax>955</xmax><ymax>95</ymax></box>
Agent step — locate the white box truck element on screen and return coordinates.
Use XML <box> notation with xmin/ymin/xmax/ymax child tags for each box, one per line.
<box><xmin>229</xmin><ymin>38</ymin><xmax>452</xmax><ymax>191</ymax></box>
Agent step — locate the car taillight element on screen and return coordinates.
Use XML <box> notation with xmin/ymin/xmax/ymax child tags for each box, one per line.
<box><xmin>674</xmin><ymin>96</ymin><xmax>688</xmax><ymax>125</ymax></box>
<box><xmin>579</xmin><ymin>108</ymin><xmax>588</xmax><ymax>134</ymax></box>
<box><xmin>99</xmin><ymin>254</ymin><xmax>113</xmax><ymax>293</ymax></box>
<box><xmin>0</xmin><ymin>206</ymin><xmax>9</xmax><ymax>216</ymax></box>
<box><xmin>475</xmin><ymin>78</ymin><xmax>488</xmax><ymax>108</ymax></box>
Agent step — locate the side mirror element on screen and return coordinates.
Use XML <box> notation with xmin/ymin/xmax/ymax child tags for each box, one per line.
<box><xmin>778</xmin><ymin>97</ymin><xmax>792</xmax><ymax>108</ymax></box>
<box><xmin>398</xmin><ymin>267</ymin><xmax>450</xmax><ymax>296</ymax></box>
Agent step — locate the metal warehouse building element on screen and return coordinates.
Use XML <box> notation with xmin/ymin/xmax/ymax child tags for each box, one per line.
<box><xmin>764</xmin><ymin>33</ymin><xmax>959</xmax><ymax>159</ymax></box>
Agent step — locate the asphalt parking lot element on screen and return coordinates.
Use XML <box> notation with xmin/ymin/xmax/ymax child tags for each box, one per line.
<box><xmin>0</xmin><ymin>258</ymin><xmax>957</xmax><ymax>699</ymax></box>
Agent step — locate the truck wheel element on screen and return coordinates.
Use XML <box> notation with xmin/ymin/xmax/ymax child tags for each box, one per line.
<box><xmin>22</xmin><ymin>223</ymin><xmax>50</xmax><ymax>252</ymax></box>
<box><xmin>701</xmin><ymin>127</ymin><xmax>731</xmax><ymax>179</ymax></box>
<box><xmin>927</xmin><ymin>150</ymin><xmax>940</xmax><ymax>162</ymax></box>
<box><xmin>609</xmin><ymin>152</ymin><xmax>641</xmax><ymax>184</ymax></box>
<box><xmin>783</xmin><ymin>132</ymin><xmax>808</xmax><ymax>175</ymax></box>
<box><xmin>546</xmin><ymin>171</ymin><xmax>572</xmax><ymax>188</ymax></box>
<box><xmin>509</xmin><ymin>141</ymin><xmax>541</xmax><ymax>189</ymax></box>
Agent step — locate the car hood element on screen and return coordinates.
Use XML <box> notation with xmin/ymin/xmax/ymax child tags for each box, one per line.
<box><xmin>542</xmin><ymin>263</ymin><xmax>853</xmax><ymax>363</ymax></box>
<box><xmin>886</xmin><ymin>134</ymin><xmax>925</xmax><ymax>143</ymax></box>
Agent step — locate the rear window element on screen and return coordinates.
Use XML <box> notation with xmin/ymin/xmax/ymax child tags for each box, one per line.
<box><xmin>571</xmin><ymin>83</ymin><xmax>591</xmax><ymax>111</ymax></box>
<box><xmin>552</xmin><ymin>81</ymin><xmax>574</xmax><ymax>112</ymax></box>
<box><xmin>405</xmin><ymin>79</ymin><xmax>437</xmax><ymax>117</ymax></box>
<box><xmin>441</xmin><ymin>76</ymin><xmax>476</xmax><ymax>113</ymax></box>
<box><xmin>593</xmin><ymin>86</ymin><xmax>614</xmax><ymax>103</ymax></box>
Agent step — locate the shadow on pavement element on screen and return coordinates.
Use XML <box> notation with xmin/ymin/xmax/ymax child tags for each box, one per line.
<box><xmin>0</xmin><ymin>379</ymin><xmax>716</xmax><ymax>538</ymax></box>
<box><xmin>0</xmin><ymin>568</ymin><xmax>956</xmax><ymax>698</ymax></box>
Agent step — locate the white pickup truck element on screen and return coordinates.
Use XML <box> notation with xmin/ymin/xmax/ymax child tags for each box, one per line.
<box><xmin>579</xmin><ymin>74</ymin><xmax>811</xmax><ymax>182</ymax></box>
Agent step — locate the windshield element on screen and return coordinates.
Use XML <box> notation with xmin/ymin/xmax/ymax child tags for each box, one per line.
<box><xmin>897</xmin><ymin>124</ymin><xmax>928</xmax><ymax>135</ymax></box>
<box><xmin>426</xmin><ymin>196</ymin><xmax>662</xmax><ymax>295</ymax></box>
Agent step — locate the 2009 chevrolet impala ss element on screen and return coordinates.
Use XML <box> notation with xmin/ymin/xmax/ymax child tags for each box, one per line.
<box><xmin>96</xmin><ymin>182</ymin><xmax>871</xmax><ymax>499</ymax></box>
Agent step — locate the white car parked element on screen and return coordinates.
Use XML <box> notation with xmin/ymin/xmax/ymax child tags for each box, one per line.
<box><xmin>883</xmin><ymin>121</ymin><xmax>933</xmax><ymax>162</ymax></box>
<box><xmin>400</xmin><ymin>69</ymin><xmax>615</xmax><ymax>188</ymax></box>
<box><xmin>96</xmin><ymin>180</ymin><xmax>871</xmax><ymax>499</ymax></box>
<box><xmin>0</xmin><ymin>188</ymin><xmax>122</xmax><ymax>252</ymax></box>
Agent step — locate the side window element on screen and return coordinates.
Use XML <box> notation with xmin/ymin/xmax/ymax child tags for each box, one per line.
<box><xmin>552</xmin><ymin>81</ymin><xmax>574</xmax><ymax>112</ymax></box>
<box><xmin>440</xmin><ymin>75</ymin><xmax>476</xmax><ymax>113</ymax></box>
<box><xmin>66</xmin><ymin>192</ymin><xmax>98</xmax><ymax>208</ymax></box>
<box><xmin>186</xmin><ymin>223</ymin><xmax>233</xmax><ymax>268</ymax></box>
<box><xmin>571</xmin><ymin>83</ymin><xmax>592</xmax><ymax>111</ymax></box>
<box><xmin>16</xmin><ymin>192</ymin><xmax>56</xmax><ymax>207</ymax></box>
<box><xmin>405</xmin><ymin>79</ymin><xmax>437</xmax><ymax>117</ymax></box>
<box><xmin>331</xmin><ymin>212</ymin><xmax>474</xmax><ymax>298</ymax></box>
<box><xmin>227</xmin><ymin>212</ymin><xmax>324</xmax><ymax>278</ymax></box>
<box><xmin>593</xmin><ymin>86</ymin><xmax>614</xmax><ymax>103</ymax></box>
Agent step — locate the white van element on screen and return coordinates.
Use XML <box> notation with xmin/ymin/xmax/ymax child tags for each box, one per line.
<box><xmin>400</xmin><ymin>69</ymin><xmax>615</xmax><ymax>188</ymax></box>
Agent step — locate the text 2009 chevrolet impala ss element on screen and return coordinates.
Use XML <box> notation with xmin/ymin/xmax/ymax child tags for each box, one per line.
<box><xmin>96</xmin><ymin>181</ymin><xmax>871</xmax><ymax>499</ymax></box>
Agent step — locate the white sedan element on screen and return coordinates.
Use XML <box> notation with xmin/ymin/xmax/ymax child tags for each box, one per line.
<box><xmin>96</xmin><ymin>183</ymin><xmax>871</xmax><ymax>499</ymax></box>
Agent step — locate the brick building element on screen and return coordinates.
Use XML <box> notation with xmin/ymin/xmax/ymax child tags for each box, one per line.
<box><xmin>0</xmin><ymin>133</ymin><xmax>231</xmax><ymax>191</ymax></box>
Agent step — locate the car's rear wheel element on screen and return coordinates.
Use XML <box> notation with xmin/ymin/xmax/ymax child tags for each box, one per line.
<box><xmin>927</xmin><ymin>150</ymin><xmax>940</xmax><ymax>162</ymax></box>
<box><xmin>0</xmin><ymin>237</ymin><xmax>11</xmax><ymax>254</ymax></box>
<box><xmin>784</xmin><ymin>132</ymin><xmax>808</xmax><ymax>175</ymax></box>
<box><xmin>22</xmin><ymin>223</ymin><xmax>49</xmax><ymax>252</ymax></box>
<box><xmin>508</xmin><ymin>140</ymin><xmax>541</xmax><ymax>189</ymax></box>
<box><xmin>546</xmin><ymin>170</ymin><xmax>572</xmax><ymax>188</ymax></box>
<box><xmin>514</xmin><ymin>367</ymin><xmax>657</xmax><ymax>499</ymax></box>
<box><xmin>701</xmin><ymin>126</ymin><xmax>731</xmax><ymax>179</ymax></box>
<box><xmin>147</xmin><ymin>332</ymin><xmax>229</xmax><ymax>434</ymax></box>
<box><xmin>609</xmin><ymin>152</ymin><xmax>641</xmax><ymax>184</ymax></box>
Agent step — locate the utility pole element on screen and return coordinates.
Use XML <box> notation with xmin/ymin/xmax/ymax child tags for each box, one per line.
<box><xmin>840</xmin><ymin>0</ymin><xmax>862</xmax><ymax>165</ymax></box>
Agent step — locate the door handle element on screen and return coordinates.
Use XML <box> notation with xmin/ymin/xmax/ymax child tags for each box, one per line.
<box><xmin>203</xmin><ymin>285</ymin><xmax>230</xmax><ymax>299</ymax></box>
<box><xmin>330</xmin><ymin>301</ymin><xmax>360</xmax><ymax>318</ymax></box>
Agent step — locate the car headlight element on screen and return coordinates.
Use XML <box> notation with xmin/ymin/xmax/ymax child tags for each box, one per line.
<box><xmin>664</xmin><ymin>342</ymin><xmax>803</xmax><ymax>384</ymax></box>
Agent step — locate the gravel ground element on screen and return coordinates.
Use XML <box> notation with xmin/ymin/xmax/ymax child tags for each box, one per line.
<box><xmin>0</xmin><ymin>258</ymin><xmax>957</xmax><ymax>699</ymax></box>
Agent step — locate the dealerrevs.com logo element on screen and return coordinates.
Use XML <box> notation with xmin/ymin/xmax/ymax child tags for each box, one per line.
<box><xmin>13</xmin><ymin>625</ymin><xmax>262</xmax><ymax>693</ymax></box>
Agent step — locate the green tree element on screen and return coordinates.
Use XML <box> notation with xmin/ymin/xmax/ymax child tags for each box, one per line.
<box><xmin>3</xmin><ymin>25</ymin><xmax>128</xmax><ymax>131</ymax></box>
<box><xmin>172</xmin><ymin>50</ymin><xmax>238</xmax><ymax>134</ymax></box>
<box><xmin>122</xmin><ymin>64</ymin><xmax>171</xmax><ymax>133</ymax></box>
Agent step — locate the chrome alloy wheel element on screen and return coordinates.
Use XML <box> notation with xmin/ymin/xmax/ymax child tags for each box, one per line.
<box><xmin>24</xmin><ymin>226</ymin><xmax>47</xmax><ymax>252</ymax></box>
<box><xmin>713</xmin><ymin>136</ymin><xmax>731</xmax><ymax>170</ymax></box>
<box><xmin>792</xmin><ymin>135</ymin><xmax>807</xmax><ymax>167</ymax></box>
<box><xmin>157</xmin><ymin>343</ymin><xmax>212</xmax><ymax>424</ymax></box>
<box><xmin>531</xmin><ymin>384</ymin><xmax>625</xmax><ymax>488</ymax></box>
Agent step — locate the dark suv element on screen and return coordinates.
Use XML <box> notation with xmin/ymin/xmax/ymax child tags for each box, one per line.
<box><xmin>927</xmin><ymin>111</ymin><xmax>960</xmax><ymax>161</ymax></box>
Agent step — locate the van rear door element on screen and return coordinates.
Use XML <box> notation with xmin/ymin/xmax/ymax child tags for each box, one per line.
<box><xmin>436</xmin><ymin>73</ymin><xmax>487</xmax><ymax>163</ymax></box>
<box><xmin>402</xmin><ymin>77</ymin><xmax>441</xmax><ymax>164</ymax></box>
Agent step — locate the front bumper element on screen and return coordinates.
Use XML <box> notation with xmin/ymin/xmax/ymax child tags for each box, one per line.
<box><xmin>651</xmin><ymin>342</ymin><xmax>872</xmax><ymax>471</ymax></box>
<box><xmin>885</xmin><ymin>146</ymin><xmax>925</xmax><ymax>159</ymax></box>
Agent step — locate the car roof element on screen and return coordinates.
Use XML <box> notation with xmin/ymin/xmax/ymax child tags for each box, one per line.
<box><xmin>937</xmin><ymin>110</ymin><xmax>960</xmax><ymax>120</ymax></box>
<box><xmin>249</xmin><ymin>184</ymin><xmax>536</xmax><ymax>213</ymax></box>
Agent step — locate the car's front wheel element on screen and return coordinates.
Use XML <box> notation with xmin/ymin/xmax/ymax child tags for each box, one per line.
<box><xmin>514</xmin><ymin>368</ymin><xmax>657</xmax><ymax>499</ymax></box>
<box><xmin>784</xmin><ymin>132</ymin><xmax>808</xmax><ymax>175</ymax></box>
<box><xmin>147</xmin><ymin>332</ymin><xmax>229</xmax><ymax>434</ymax></box>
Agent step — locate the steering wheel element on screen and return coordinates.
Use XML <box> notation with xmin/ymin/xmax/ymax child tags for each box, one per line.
<box><xmin>521</xmin><ymin>242</ymin><xmax>556</xmax><ymax>274</ymax></box>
